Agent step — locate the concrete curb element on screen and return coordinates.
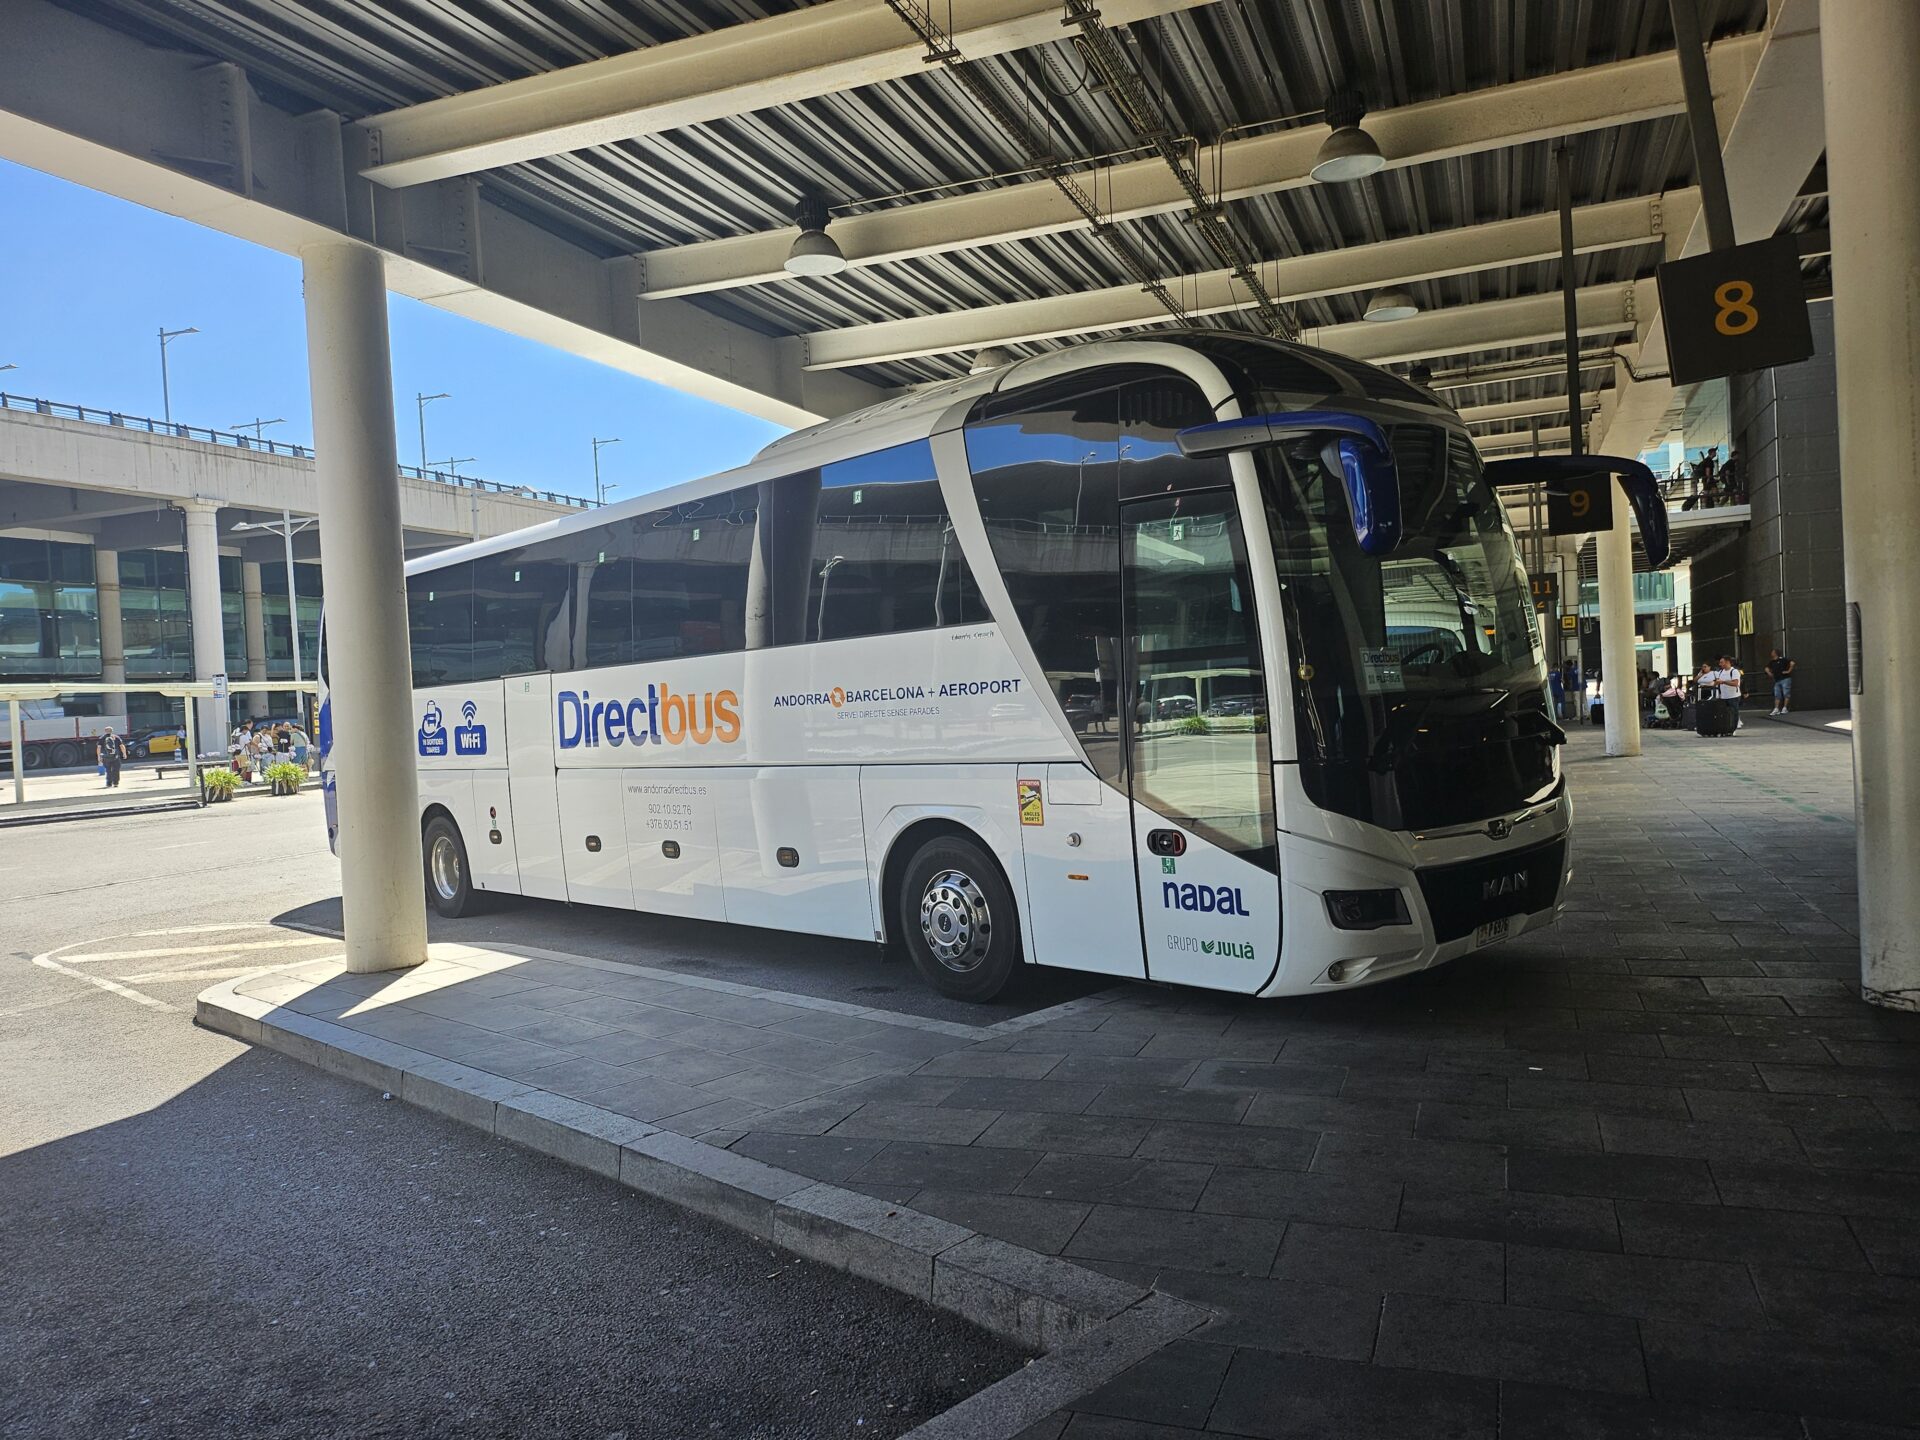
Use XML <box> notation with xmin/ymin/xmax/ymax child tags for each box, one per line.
<box><xmin>197</xmin><ymin>971</ymin><xmax>1213</xmax><ymax>1438</ymax></box>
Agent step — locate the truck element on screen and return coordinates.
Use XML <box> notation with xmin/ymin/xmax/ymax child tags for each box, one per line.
<box><xmin>0</xmin><ymin>699</ymin><xmax>122</xmax><ymax>771</ymax></box>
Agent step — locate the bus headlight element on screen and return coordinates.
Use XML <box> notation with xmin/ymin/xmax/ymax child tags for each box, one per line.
<box><xmin>1323</xmin><ymin>888</ymin><xmax>1411</xmax><ymax>930</ymax></box>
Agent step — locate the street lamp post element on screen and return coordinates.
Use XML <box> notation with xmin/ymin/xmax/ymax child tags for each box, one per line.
<box><xmin>233</xmin><ymin>416</ymin><xmax>285</xmax><ymax>445</ymax></box>
<box><xmin>592</xmin><ymin>436</ymin><xmax>621</xmax><ymax>505</ymax></box>
<box><xmin>231</xmin><ymin>510</ymin><xmax>318</xmax><ymax>715</ymax></box>
<box><xmin>416</xmin><ymin>391</ymin><xmax>450</xmax><ymax>469</ymax></box>
<box><xmin>158</xmin><ymin>325</ymin><xmax>199</xmax><ymax>424</ymax></box>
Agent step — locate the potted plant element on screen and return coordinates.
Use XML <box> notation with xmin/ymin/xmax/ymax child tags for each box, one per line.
<box><xmin>202</xmin><ymin>767</ymin><xmax>242</xmax><ymax>805</ymax></box>
<box><xmin>265</xmin><ymin>760</ymin><xmax>304</xmax><ymax>797</ymax></box>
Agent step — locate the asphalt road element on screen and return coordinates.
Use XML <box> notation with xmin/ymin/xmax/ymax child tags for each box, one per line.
<box><xmin>0</xmin><ymin>794</ymin><xmax>1025</xmax><ymax>1439</ymax></box>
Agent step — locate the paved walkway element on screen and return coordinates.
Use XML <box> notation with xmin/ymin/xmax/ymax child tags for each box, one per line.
<box><xmin>203</xmin><ymin>720</ymin><xmax>1920</xmax><ymax>1439</ymax></box>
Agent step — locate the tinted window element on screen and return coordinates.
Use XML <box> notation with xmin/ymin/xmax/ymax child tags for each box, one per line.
<box><xmin>579</xmin><ymin>486</ymin><xmax>758</xmax><ymax>667</ymax></box>
<box><xmin>471</xmin><ymin>548</ymin><xmax>570</xmax><ymax>680</ymax></box>
<box><xmin>407</xmin><ymin>562</ymin><xmax>473</xmax><ymax>687</ymax></box>
<box><xmin>803</xmin><ymin>442</ymin><xmax>987</xmax><ymax>643</ymax></box>
<box><xmin>965</xmin><ymin>379</ymin><xmax>1124</xmax><ymax>783</ymax></box>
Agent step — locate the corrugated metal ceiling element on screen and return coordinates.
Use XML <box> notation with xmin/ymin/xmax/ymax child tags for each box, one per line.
<box><xmin>64</xmin><ymin>0</ymin><xmax>1806</xmax><ymax>411</ymax></box>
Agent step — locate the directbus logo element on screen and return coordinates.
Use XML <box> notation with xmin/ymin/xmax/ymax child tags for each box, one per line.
<box><xmin>558</xmin><ymin>684</ymin><xmax>742</xmax><ymax>750</ymax></box>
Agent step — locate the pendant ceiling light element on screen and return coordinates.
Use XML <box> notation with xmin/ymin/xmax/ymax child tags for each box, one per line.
<box><xmin>1364</xmin><ymin>288</ymin><xmax>1420</xmax><ymax>322</ymax></box>
<box><xmin>1311</xmin><ymin>89</ymin><xmax>1386</xmax><ymax>184</ymax></box>
<box><xmin>784</xmin><ymin>194</ymin><xmax>847</xmax><ymax>277</ymax></box>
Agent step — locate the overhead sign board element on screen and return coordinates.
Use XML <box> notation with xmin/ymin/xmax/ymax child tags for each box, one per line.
<box><xmin>1656</xmin><ymin>234</ymin><xmax>1815</xmax><ymax>386</ymax></box>
<box><xmin>1546</xmin><ymin>470</ymin><xmax>1614</xmax><ymax>537</ymax></box>
<box><xmin>1529</xmin><ymin>575</ymin><xmax>1558</xmax><ymax>603</ymax></box>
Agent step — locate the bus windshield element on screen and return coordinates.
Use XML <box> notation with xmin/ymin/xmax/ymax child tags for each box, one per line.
<box><xmin>1261</xmin><ymin>425</ymin><xmax>1556</xmax><ymax>830</ymax></box>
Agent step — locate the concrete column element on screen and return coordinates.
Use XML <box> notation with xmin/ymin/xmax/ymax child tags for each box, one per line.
<box><xmin>301</xmin><ymin>241</ymin><xmax>427</xmax><ymax>974</ymax></box>
<box><xmin>179</xmin><ymin>499</ymin><xmax>230</xmax><ymax>743</ymax></box>
<box><xmin>1596</xmin><ymin>491</ymin><xmax>1641</xmax><ymax>756</ymax></box>
<box><xmin>95</xmin><ymin>547</ymin><xmax>127</xmax><ymax>726</ymax></box>
<box><xmin>1823</xmin><ymin>0</ymin><xmax>1920</xmax><ymax>1010</ymax></box>
<box><xmin>242</xmin><ymin>559</ymin><xmax>269</xmax><ymax>719</ymax></box>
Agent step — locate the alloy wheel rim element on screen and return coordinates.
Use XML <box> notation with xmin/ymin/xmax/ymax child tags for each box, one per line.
<box><xmin>918</xmin><ymin>869</ymin><xmax>991</xmax><ymax>973</ymax></box>
<box><xmin>430</xmin><ymin>834</ymin><xmax>461</xmax><ymax>901</ymax></box>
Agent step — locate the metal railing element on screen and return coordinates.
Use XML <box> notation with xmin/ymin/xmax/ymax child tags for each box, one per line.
<box><xmin>0</xmin><ymin>391</ymin><xmax>596</xmax><ymax>510</ymax></box>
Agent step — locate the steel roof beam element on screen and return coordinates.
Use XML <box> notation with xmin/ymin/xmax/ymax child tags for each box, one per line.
<box><xmin>359</xmin><ymin>0</ymin><xmax>1220</xmax><ymax>188</ymax></box>
<box><xmin>796</xmin><ymin>192</ymin><xmax>1694</xmax><ymax>370</ymax></box>
<box><xmin>1307</xmin><ymin>281</ymin><xmax>1657</xmax><ymax>369</ymax></box>
<box><xmin>1458</xmin><ymin>394</ymin><xmax>1606</xmax><ymax>427</ymax></box>
<box><xmin>640</xmin><ymin>36</ymin><xmax>1762</xmax><ymax>299</ymax></box>
<box><xmin>0</xmin><ymin>0</ymin><xmax>883</xmax><ymax>428</ymax></box>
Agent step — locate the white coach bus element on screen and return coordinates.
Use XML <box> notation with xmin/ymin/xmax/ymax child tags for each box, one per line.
<box><xmin>319</xmin><ymin>333</ymin><xmax>1668</xmax><ymax>1003</ymax></box>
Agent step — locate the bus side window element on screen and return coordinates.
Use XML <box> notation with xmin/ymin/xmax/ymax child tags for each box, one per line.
<box><xmin>407</xmin><ymin>563</ymin><xmax>474</xmax><ymax>687</ymax></box>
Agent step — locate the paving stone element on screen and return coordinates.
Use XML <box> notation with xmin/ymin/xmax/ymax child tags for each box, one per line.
<box><xmin>1506</xmin><ymin>1244</ymin><xmax>1767</xmax><ymax>1327</ymax></box>
<box><xmin>1153</xmin><ymin>1272</ymin><xmax>1381</xmax><ymax>1362</ymax></box>
<box><xmin>1070</xmin><ymin>1340</ymin><xmax>1231</xmax><ymax>1431</ymax></box>
<box><xmin>940</xmin><ymin>1077</ymin><xmax>1106</xmax><ymax>1115</ymax></box>
<box><xmin>1414</xmin><ymin>1100</ymin><xmax>1601</xmax><ymax>1151</ymax></box>
<box><xmin>1507</xmin><ymin>1148</ymin><xmax>1719</xmax><ymax>1204</ymax></box>
<box><xmin>1064</xmin><ymin>1204</ymin><xmax>1280</xmax><ymax>1276</ymax></box>
<box><xmin>1206</xmin><ymin>1349</ymin><xmax>1498</xmax><ymax>1440</ymax></box>
<box><xmin>829</xmin><ymin>1100</ymin><xmax>1001</xmax><ymax>1145</ymax></box>
<box><xmin>1398</xmin><ymin>1187</ymin><xmax>1619</xmax><ymax>1252</ymax></box>
<box><xmin>1270</xmin><ymin>1222</ymin><xmax>1502</xmax><ymax>1303</ymax></box>
<box><xmin>1340</xmin><ymin>1070</ymin><xmax>1510</xmax><ymax>1108</ymax></box>
<box><xmin>1085</xmin><ymin>1083</ymin><xmax>1253</xmax><ymax>1125</ymax></box>
<box><xmin>1310</xmin><ymin>1131</ymin><xmax>1508</xmax><ymax>1192</ymax></box>
<box><xmin>1015</xmin><ymin>1154</ymin><xmax>1212</xmax><ymax>1211</ymax></box>
<box><xmin>1132</xmin><ymin>1120</ymin><xmax>1314</xmax><ymax>1172</ymax></box>
<box><xmin>1642</xmin><ymin>1319</ymin><xmax>1920</xmax><ymax>1424</ymax></box>
<box><xmin>851</xmin><ymin>1140</ymin><xmax>1044</xmax><ymax>1193</ymax></box>
<box><xmin>729</xmin><ymin>1130</ymin><xmax>889</xmax><ymax>1182</ymax></box>
<box><xmin>1618</xmin><ymin>1200</ymin><xmax>1870</xmax><ymax>1270</ymax></box>
<box><xmin>650</xmin><ymin>1095</ymin><xmax>769</xmax><ymax>1137</ymax></box>
<box><xmin>914</xmin><ymin>1050</ymin><xmax>1067</xmax><ymax>1079</ymax></box>
<box><xmin>1134</xmin><ymin>1032</ymin><xmax>1280</xmax><ymax>1063</ymax></box>
<box><xmin>1598</xmin><ymin>1113</ymin><xmax>1806</xmax><ymax>1164</ymax></box>
<box><xmin>1241</xmin><ymin>1091</ymin><xmax>1416</xmax><ymax>1135</ymax></box>
<box><xmin>1505</xmin><ymin>1075</ymin><xmax>1689</xmax><ymax>1121</ymax></box>
<box><xmin>1749</xmin><ymin>1264</ymin><xmax>1920</xmax><ymax>1341</ymax></box>
<box><xmin>1497</xmin><ymin>1383</ymin><xmax>1804</xmax><ymax>1440</ymax></box>
<box><xmin>1681</xmin><ymin>1088</ymin><xmax>1888</xmax><ymax>1131</ymax></box>
<box><xmin>907</xmin><ymin>1189</ymin><xmax>1093</xmax><ymax>1256</ymax></box>
<box><xmin>1375</xmin><ymin>1294</ymin><xmax>1647</xmax><ymax>1395</ymax></box>
<box><xmin>1190</xmin><ymin>1060</ymin><xmax>1347</xmax><ymax>1096</ymax></box>
<box><xmin>1007</xmin><ymin>1031</ymin><xmax>1150</xmax><ymax>1057</ymax></box>
<box><xmin>1048</xmin><ymin>1055</ymin><xmax>1201</xmax><ymax>1087</ymax></box>
<box><xmin>976</xmin><ymin>1111</ymin><xmax>1151</xmax><ymax>1159</ymax></box>
<box><xmin>1587</xmin><ymin>1054</ymin><xmax>1764</xmax><ymax>1092</ymax></box>
<box><xmin>1710</xmin><ymin>1161</ymin><xmax>1920</xmax><ymax>1219</ymax></box>
<box><xmin>771</xmin><ymin>1181</ymin><xmax>973</xmax><ymax>1301</ymax></box>
<box><xmin>618</xmin><ymin>1043</ymin><xmax>753</xmax><ymax>1086</ymax></box>
<box><xmin>1196</xmin><ymin>1166</ymin><xmax>1402</xmax><ymax>1231</ymax></box>
<box><xmin>1799</xmin><ymin>1128</ymin><xmax>1920</xmax><ymax>1174</ymax></box>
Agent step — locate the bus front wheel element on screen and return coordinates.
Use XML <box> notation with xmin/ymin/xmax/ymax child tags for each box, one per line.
<box><xmin>423</xmin><ymin>815</ymin><xmax>480</xmax><ymax>918</ymax></box>
<box><xmin>897</xmin><ymin>834</ymin><xmax>1019</xmax><ymax>1003</ymax></box>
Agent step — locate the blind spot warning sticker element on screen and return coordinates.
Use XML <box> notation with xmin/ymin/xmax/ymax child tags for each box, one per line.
<box><xmin>1018</xmin><ymin>778</ymin><xmax>1044</xmax><ymax>826</ymax></box>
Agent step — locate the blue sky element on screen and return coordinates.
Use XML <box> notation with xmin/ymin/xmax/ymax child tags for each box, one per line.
<box><xmin>0</xmin><ymin>160</ymin><xmax>785</xmax><ymax>504</ymax></box>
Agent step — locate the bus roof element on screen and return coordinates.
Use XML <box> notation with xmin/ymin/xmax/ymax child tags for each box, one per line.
<box><xmin>405</xmin><ymin>332</ymin><xmax>1453</xmax><ymax>576</ymax></box>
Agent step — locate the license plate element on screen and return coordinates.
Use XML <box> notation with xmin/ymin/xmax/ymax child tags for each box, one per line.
<box><xmin>1473</xmin><ymin>917</ymin><xmax>1512</xmax><ymax>949</ymax></box>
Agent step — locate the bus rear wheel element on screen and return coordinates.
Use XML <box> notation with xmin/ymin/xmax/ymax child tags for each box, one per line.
<box><xmin>423</xmin><ymin>815</ymin><xmax>480</xmax><ymax>918</ymax></box>
<box><xmin>897</xmin><ymin>834</ymin><xmax>1019</xmax><ymax>1003</ymax></box>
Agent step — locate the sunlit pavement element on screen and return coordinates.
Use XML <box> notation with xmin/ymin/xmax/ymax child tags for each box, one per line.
<box><xmin>171</xmin><ymin>717</ymin><xmax>1920</xmax><ymax>1438</ymax></box>
<box><xmin>0</xmin><ymin>792</ymin><xmax>1023</xmax><ymax>1440</ymax></box>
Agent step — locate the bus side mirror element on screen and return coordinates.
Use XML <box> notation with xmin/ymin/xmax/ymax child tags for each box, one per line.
<box><xmin>1482</xmin><ymin>454</ymin><xmax>1671</xmax><ymax>568</ymax></box>
<box><xmin>1175</xmin><ymin>409</ymin><xmax>1402</xmax><ymax>556</ymax></box>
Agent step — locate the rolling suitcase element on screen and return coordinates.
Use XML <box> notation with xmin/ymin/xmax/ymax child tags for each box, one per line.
<box><xmin>1696</xmin><ymin>697</ymin><xmax>1735</xmax><ymax>737</ymax></box>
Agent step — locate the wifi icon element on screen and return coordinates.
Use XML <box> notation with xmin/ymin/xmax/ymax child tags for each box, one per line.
<box><xmin>453</xmin><ymin>699</ymin><xmax>489</xmax><ymax>756</ymax></box>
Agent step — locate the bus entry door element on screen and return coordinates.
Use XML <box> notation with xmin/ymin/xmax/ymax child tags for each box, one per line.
<box><xmin>1120</xmin><ymin>489</ymin><xmax>1279</xmax><ymax>994</ymax></box>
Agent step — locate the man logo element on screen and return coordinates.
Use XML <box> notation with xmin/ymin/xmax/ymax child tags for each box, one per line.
<box><xmin>1486</xmin><ymin>817</ymin><xmax>1512</xmax><ymax>840</ymax></box>
<box><xmin>1482</xmin><ymin>869</ymin><xmax>1528</xmax><ymax>901</ymax></box>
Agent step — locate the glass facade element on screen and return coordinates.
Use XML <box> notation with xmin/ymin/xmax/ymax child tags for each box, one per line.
<box><xmin>0</xmin><ymin>537</ymin><xmax>99</xmax><ymax>678</ymax></box>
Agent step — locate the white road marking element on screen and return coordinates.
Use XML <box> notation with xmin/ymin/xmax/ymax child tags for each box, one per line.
<box><xmin>67</xmin><ymin>937</ymin><xmax>337</xmax><ymax>965</ymax></box>
<box><xmin>31</xmin><ymin>953</ymin><xmax>175</xmax><ymax>1012</ymax></box>
<box><xmin>0</xmin><ymin>989</ymin><xmax>102</xmax><ymax>1020</ymax></box>
<box><xmin>119</xmin><ymin>965</ymin><xmax>281</xmax><ymax>983</ymax></box>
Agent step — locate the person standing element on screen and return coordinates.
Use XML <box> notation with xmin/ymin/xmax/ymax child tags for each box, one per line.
<box><xmin>1711</xmin><ymin>653</ymin><xmax>1745</xmax><ymax>731</ymax></box>
<box><xmin>1547</xmin><ymin>663</ymin><xmax>1565</xmax><ymax>718</ymax></box>
<box><xmin>1766</xmin><ymin>649</ymin><xmax>1796</xmax><ymax>716</ymax></box>
<box><xmin>96</xmin><ymin>726</ymin><xmax>127</xmax><ymax>789</ymax></box>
